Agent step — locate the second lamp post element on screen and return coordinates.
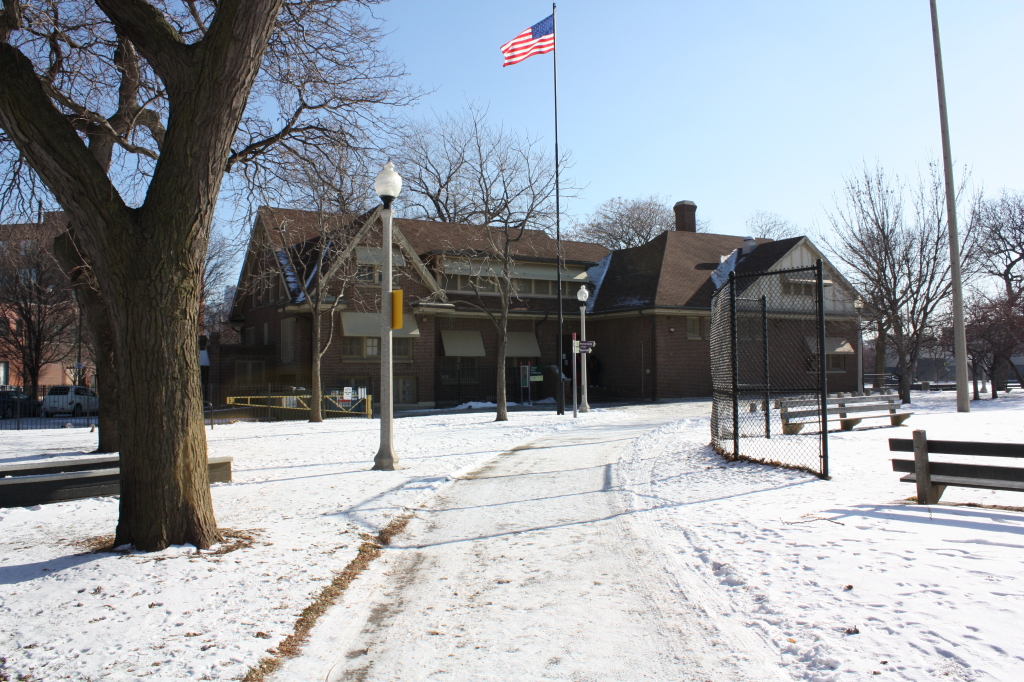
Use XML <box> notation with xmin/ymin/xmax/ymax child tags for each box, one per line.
<box><xmin>578</xmin><ymin>285</ymin><xmax>590</xmax><ymax>413</ymax></box>
<box><xmin>373</xmin><ymin>161</ymin><xmax>402</xmax><ymax>471</ymax></box>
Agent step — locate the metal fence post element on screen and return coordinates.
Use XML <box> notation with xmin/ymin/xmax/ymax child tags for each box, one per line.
<box><xmin>762</xmin><ymin>294</ymin><xmax>770</xmax><ymax>439</ymax></box>
<box><xmin>816</xmin><ymin>259</ymin><xmax>829</xmax><ymax>478</ymax></box>
<box><xmin>729</xmin><ymin>271</ymin><xmax>739</xmax><ymax>457</ymax></box>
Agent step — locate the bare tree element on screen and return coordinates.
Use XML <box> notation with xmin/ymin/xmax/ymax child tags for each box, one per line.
<box><xmin>824</xmin><ymin>162</ymin><xmax>976</xmax><ymax>403</ymax></box>
<box><xmin>746</xmin><ymin>210</ymin><xmax>799</xmax><ymax>241</ymax></box>
<box><xmin>396</xmin><ymin>105</ymin><xmax>569</xmax><ymax>421</ymax></box>
<box><xmin>0</xmin><ymin>223</ymin><xmax>76</xmax><ymax>399</ymax></box>
<box><xmin>570</xmin><ymin>196</ymin><xmax>676</xmax><ymax>250</ymax></box>
<box><xmin>975</xmin><ymin>190</ymin><xmax>1024</xmax><ymax>304</ymax></box>
<box><xmin>0</xmin><ymin>1</ymin><xmax>412</xmax><ymax>551</ymax></box>
<box><xmin>201</xmin><ymin>233</ymin><xmax>241</xmax><ymax>337</ymax></box>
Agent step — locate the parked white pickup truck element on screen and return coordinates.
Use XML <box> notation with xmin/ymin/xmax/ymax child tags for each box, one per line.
<box><xmin>41</xmin><ymin>386</ymin><xmax>99</xmax><ymax>417</ymax></box>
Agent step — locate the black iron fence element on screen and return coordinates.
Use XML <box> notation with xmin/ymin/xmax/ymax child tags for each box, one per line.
<box><xmin>0</xmin><ymin>384</ymin><xmax>99</xmax><ymax>430</ymax></box>
<box><xmin>710</xmin><ymin>262</ymin><xmax>830</xmax><ymax>477</ymax></box>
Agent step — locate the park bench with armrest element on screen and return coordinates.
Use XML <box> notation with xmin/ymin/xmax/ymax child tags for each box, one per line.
<box><xmin>778</xmin><ymin>393</ymin><xmax>912</xmax><ymax>435</ymax></box>
<box><xmin>889</xmin><ymin>430</ymin><xmax>1024</xmax><ymax>504</ymax></box>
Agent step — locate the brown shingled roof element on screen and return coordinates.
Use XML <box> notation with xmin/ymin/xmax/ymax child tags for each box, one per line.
<box><xmin>594</xmin><ymin>232</ymin><xmax>783</xmax><ymax>312</ymax></box>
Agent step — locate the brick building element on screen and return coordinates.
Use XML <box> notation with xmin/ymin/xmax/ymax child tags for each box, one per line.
<box><xmin>216</xmin><ymin>201</ymin><xmax>861</xmax><ymax>407</ymax></box>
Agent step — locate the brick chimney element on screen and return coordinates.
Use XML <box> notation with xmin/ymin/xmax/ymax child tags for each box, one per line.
<box><xmin>673</xmin><ymin>200</ymin><xmax>697</xmax><ymax>232</ymax></box>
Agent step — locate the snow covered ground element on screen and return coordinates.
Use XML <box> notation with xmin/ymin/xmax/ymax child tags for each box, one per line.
<box><xmin>618</xmin><ymin>391</ymin><xmax>1024</xmax><ymax>681</ymax></box>
<box><xmin>0</xmin><ymin>407</ymin><xmax>614</xmax><ymax>680</ymax></box>
<box><xmin>1</xmin><ymin>392</ymin><xmax>1022</xmax><ymax>680</ymax></box>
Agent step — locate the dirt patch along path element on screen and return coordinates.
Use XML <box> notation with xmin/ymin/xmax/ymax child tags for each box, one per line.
<box><xmin>273</xmin><ymin>403</ymin><xmax>779</xmax><ymax>681</ymax></box>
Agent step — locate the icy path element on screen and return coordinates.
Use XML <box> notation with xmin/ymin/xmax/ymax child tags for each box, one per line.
<box><xmin>275</xmin><ymin>403</ymin><xmax>780</xmax><ymax>681</ymax></box>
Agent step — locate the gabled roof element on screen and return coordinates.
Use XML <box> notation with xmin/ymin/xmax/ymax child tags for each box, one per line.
<box><xmin>593</xmin><ymin>231</ymin><xmax>776</xmax><ymax>312</ymax></box>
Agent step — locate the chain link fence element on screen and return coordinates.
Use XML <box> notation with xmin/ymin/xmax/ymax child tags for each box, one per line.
<box><xmin>0</xmin><ymin>384</ymin><xmax>99</xmax><ymax>430</ymax></box>
<box><xmin>710</xmin><ymin>262</ymin><xmax>830</xmax><ymax>477</ymax></box>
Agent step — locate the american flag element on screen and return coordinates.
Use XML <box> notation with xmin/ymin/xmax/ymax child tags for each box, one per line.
<box><xmin>500</xmin><ymin>14</ymin><xmax>555</xmax><ymax>67</ymax></box>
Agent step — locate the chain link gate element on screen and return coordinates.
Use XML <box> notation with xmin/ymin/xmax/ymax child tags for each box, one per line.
<box><xmin>710</xmin><ymin>260</ymin><xmax>829</xmax><ymax>477</ymax></box>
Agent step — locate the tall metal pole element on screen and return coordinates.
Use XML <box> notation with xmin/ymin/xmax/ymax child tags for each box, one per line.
<box><xmin>929</xmin><ymin>0</ymin><xmax>970</xmax><ymax>413</ymax></box>
<box><xmin>579</xmin><ymin>303</ymin><xmax>590</xmax><ymax>412</ymax></box>
<box><xmin>729</xmin><ymin>272</ymin><xmax>739</xmax><ymax>458</ymax></box>
<box><xmin>761</xmin><ymin>295</ymin><xmax>770</xmax><ymax>439</ymax></box>
<box><xmin>816</xmin><ymin>259</ymin><xmax>830</xmax><ymax>479</ymax></box>
<box><xmin>552</xmin><ymin>2</ymin><xmax>565</xmax><ymax>415</ymax></box>
<box><xmin>571</xmin><ymin>332</ymin><xmax>578</xmax><ymax>418</ymax></box>
<box><xmin>374</xmin><ymin>201</ymin><xmax>397</xmax><ymax>470</ymax></box>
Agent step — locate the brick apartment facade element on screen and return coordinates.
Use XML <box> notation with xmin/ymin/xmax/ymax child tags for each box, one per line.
<box><xmin>215</xmin><ymin>202</ymin><xmax>861</xmax><ymax>407</ymax></box>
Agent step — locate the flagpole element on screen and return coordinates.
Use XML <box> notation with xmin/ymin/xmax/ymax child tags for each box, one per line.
<box><xmin>552</xmin><ymin>2</ymin><xmax>565</xmax><ymax>415</ymax></box>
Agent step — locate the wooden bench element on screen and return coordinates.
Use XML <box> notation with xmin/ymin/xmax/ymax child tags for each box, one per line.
<box><xmin>778</xmin><ymin>393</ymin><xmax>912</xmax><ymax>435</ymax></box>
<box><xmin>0</xmin><ymin>455</ymin><xmax>233</xmax><ymax>508</ymax></box>
<box><xmin>889</xmin><ymin>430</ymin><xmax>1024</xmax><ymax>504</ymax></box>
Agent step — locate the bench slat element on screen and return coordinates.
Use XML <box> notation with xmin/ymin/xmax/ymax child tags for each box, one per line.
<box><xmin>783</xmin><ymin>403</ymin><xmax>907</xmax><ymax>420</ymax></box>
<box><xmin>778</xmin><ymin>395</ymin><xmax>897</xmax><ymax>408</ymax></box>
<box><xmin>889</xmin><ymin>439</ymin><xmax>1024</xmax><ymax>458</ymax></box>
<box><xmin>891</xmin><ymin>458</ymin><xmax>1024</xmax><ymax>482</ymax></box>
<box><xmin>898</xmin><ymin>473</ymin><xmax>1024</xmax><ymax>493</ymax></box>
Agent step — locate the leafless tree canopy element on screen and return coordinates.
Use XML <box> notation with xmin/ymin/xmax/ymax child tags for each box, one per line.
<box><xmin>396</xmin><ymin>104</ymin><xmax>569</xmax><ymax>233</ymax></box>
<box><xmin>571</xmin><ymin>196</ymin><xmax>679</xmax><ymax>250</ymax></box>
<box><xmin>745</xmin><ymin>210</ymin><xmax>798</xmax><ymax>242</ymax></box>
<box><xmin>975</xmin><ymin>190</ymin><xmax>1024</xmax><ymax>305</ymax></box>
<box><xmin>395</xmin><ymin>105</ymin><xmax>571</xmax><ymax>421</ymax></box>
<box><xmin>824</xmin><ymin>162</ymin><xmax>976</xmax><ymax>402</ymax></box>
<box><xmin>0</xmin><ymin>1</ymin><xmax>414</xmax><ymax>216</ymax></box>
<box><xmin>0</xmin><ymin>225</ymin><xmax>76</xmax><ymax>396</ymax></box>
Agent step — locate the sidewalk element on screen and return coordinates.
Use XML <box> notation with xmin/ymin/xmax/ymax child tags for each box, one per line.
<box><xmin>271</xmin><ymin>401</ymin><xmax>778</xmax><ymax>681</ymax></box>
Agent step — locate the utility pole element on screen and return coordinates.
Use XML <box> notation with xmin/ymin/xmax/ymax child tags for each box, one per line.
<box><xmin>929</xmin><ymin>0</ymin><xmax>970</xmax><ymax>412</ymax></box>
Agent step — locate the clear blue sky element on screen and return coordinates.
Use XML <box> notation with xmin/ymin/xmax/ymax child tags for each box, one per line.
<box><xmin>373</xmin><ymin>0</ymin><xmax>1024</xmax><ymax>237</ymax></box>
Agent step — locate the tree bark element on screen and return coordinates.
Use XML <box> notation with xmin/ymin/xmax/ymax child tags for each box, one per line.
<box><xmin>52</xmin><ymin>231</ymin><xmax>120</xmax><ymax>453</ymax></box>
<box><xmin>309</xmin><ymin>310</ymin><xmax>323</xmax><ymax>422</ymax></box>
<box><xmin>494</xmin><ymin>279</ymin><xmax>509</xmax><ymax>422</ymax></box>
<box><xmin>0</xmin><ymin>0</ymin><xmax>284</xmax><ymax>550</ymax></box>
<box><xmin>873</xmin><ymin>321</ymin><xmax>886</xmax><ymax>390</ymax></box>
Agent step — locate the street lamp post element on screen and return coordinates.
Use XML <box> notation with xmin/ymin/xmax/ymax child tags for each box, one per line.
<box><xmin>854</xmin><ymin>297</ymin><xmax>864</xmax><ymax>396</ymax></box>
<box><xmin>577</xmin><ymin>285</ymin><xmax>590</xmax><ymax>412</ymax></box>
<box><xmin>373</xmin><ymin>161</ymin><xmax>402</xmax><ymax>471</ymax></box>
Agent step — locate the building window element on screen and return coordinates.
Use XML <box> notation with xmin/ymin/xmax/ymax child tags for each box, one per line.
<box><xmin>827</xmin><ymin>354</ymin><xmax>847</xmax><ymax>372</ymax></box>
<box><xmin>281</xmin><ymin>318</ymin><xmax>295</xmax><ymax>362</ymax></box>
<box><xmin>263</xmin><ymin>323</ymin><xmax>269</xmax><ymax>346</ymax></box>
<box><xmin>0</xmin><ymin>361</ymin><xmax>8</xmax><ymax>385</ymax></box>
<box><xmin>243</xmin><ymin>327</ymin><xmax>256</xmax><ymax>346</ymax></box>
<box><xmin>440</xmin><ymin>356</ymin><xmax>478</xmax><ymax>381</ymax></box>
<box><xmin>686</xmin><ymin>317</ymin><xmax>702</xmax><ymax>339</ymax></box>
<box><xmin>394</xmin><ymin>337</ymin><xmax>413</xmax><ymax>360</ymax></box>
<box><xmin>342</xmin><ymin>336</ymin><xmax>393</xmax><ymax>359</ymax></box>
<box><xmin>365</xmin><ymin>337</ymin><xmax>380</xmax><ymax>357</ymax></box>
<box><xmin>236</xmin><ymin>360</ymin><xmax>264</xmax><ymax>386</ymax></box>
<box><xmin>781</xmin><ymin>277</ymin><xmax>815</xmax><ymax>297</ymax></box>
<box><xmin>396</xmin><ymin>376</ymin><xmax>417</xmax><ymax>404</ymax></box>
<box><xmin>342</xmin><ymin>336</ymin><xmax>363</xmax><ymax>358</ymax></box>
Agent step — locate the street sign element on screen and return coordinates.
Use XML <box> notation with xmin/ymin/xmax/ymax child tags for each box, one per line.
<box><xmin>530</xmin><ymin>366</ymin><xmax>543</xmax><ymax>382</ymax></box>
<box><xmin>520</xmin><ymin>366</ymin><xmax>529</xmax><ymax>388</ymax></box>
<box><xmin>572</xmin><ymin>340</ymin><xmax>580</xmax><ymax>353</ymax></box>
<box><xmin>579</xmin><ymin>340</ymin><xmax>596</xmax><ymax>350</ymax></box>
<box><xmin>343</xmin><ymin>386</ymin><xmax>353</xmax><ymax>401</ymax></box>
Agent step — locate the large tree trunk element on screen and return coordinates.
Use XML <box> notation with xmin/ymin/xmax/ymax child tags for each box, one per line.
<box><xmin>309</xmin><ymin>310</ymin><xmax>323</xmax><ymax>422</ymax></box>
<box><xmin>52</xmin><ymin>231</ymin><xmax>119</xmax><ymax>453</ymax></box>
<box><xmin>0</xmin><ymin>2</ymin><xmax>283</xmax><ymax>550</ymax></box>
<box><xmin>873</xmin><ymin>321</ymin><xmax>886</xmax><ymax>390</ymax></box>
<box><xmin>107</xmin><ymin>212</ymin><xmax>219</xmax><ymax>550</ymax></box>
<box><xmin>495</xmin><ymin>282</ymin><xmax>509</xmax><ymax>422</ymax></box>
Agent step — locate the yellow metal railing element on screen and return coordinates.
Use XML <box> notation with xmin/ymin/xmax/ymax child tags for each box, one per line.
<box><xmin>225</xmin><ymin>393</ymin><xmax>372</xmax><ymax>419</ymax></box>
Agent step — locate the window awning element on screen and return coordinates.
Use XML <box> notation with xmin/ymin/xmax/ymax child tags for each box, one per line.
<box><xmin>341</xmin><ymin>312</ymin><xmax>420</xmax><ymax>338</ymax></box>
<box><xmin>441</xmin><ymin>330</ymin><xmax>486</xmax><ymax>357</ymax></box>
<box><xmin>806</xmin><ymin>337</ymin><xmax>855</xmax><ymax>354</ymax></box>
<box><xmin>506</xmin><ymin>331</ymin><xmax>541</xmax><ymax>357</ymax></box>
